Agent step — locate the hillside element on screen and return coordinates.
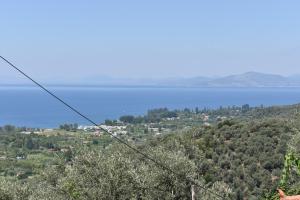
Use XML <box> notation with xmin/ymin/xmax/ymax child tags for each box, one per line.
<box><xmin>205</xmin><ymin>72</ymin><xmax>288</xmax><ymax>87</ymax></box>
<box><xmin>1</xmin><ymin>104</ymin><xmax>300</xmax><ymax>199</ymax></box>
<box><xmin>168</xmin><ymin>72</ymin><xmax>300</xmax><ymax>87</ymax></box>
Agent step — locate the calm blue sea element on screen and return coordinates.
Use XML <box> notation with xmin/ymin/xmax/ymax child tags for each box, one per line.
<box><xmin>1</xmin><ymin>86</ymin><xmax>300</xmax><ymax>128</ymax></box>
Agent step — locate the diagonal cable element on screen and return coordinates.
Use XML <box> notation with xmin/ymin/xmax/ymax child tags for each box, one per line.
<box><xmin>0</xmin><ymin>55</ymin><xmax>226</xmax><ymax>199</ymax></box>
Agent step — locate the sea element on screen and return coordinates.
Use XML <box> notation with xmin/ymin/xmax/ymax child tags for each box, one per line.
<box><xmin>1</xmin><ymin>86</ymin><xmax>300</xmax><ymax>128</ymax></box>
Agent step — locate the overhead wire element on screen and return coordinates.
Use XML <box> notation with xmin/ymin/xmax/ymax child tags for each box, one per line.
<box><xmin>0</xmin><ymin>55</ymin><xmax>227</xmax><ymax>199</ymax></box>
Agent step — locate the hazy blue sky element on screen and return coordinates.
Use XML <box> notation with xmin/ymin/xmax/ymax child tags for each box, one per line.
<box><xmin>1</xmin><ymin>0</ymin><xmax>300</xmax><ymax>83</ymax></box>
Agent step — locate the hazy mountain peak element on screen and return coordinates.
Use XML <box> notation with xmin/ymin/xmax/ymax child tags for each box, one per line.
<box><xmin>205</xmin><ymin>72</ymin><xmax>287</xmax><ymax>87</ymax></box>
<box><xmin>240</xmin><ymin>71</ymin><xmax>285</xmax><ymax>78</ymax></box>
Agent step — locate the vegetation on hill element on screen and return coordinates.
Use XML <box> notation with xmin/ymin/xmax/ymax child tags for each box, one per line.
<box><xmin>1</xmin><ymin>104</ymin><xmax>300</xmax><ymax>199</ymax></box>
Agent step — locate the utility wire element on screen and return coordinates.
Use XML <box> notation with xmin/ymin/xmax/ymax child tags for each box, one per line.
<box><xmin>0</xmin><ymin>55</ymin><xmax>226</xmax><ymax>199</ymax></box>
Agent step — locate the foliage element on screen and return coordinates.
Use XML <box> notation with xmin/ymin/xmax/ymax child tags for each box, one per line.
<box><xmin>2</xmin><ymin>104</ymin><xmax>300</xmax><ymax>199</ymax></box>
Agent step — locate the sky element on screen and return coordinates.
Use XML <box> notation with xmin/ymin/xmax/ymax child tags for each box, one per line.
<box><xmin>1</xmin><ymin>0</ymin><xmax>300</xmax><ymax>83</ymax></box>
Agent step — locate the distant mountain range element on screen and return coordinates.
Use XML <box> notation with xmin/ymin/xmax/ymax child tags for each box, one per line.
<box><xmin>146</xmin><ymin>72</ymin><xmax>300</xmax><ymax>87</ymax></box>
<box><xmin>175</xmin><ymin>72</ymin><xmax>300</xmax><ymax>87</ymax></box>
<box><xmin>200</xmin><ymin>72</ymin><xmax>300</xmax><ymax>87</ymax></box>
<box><xmin>2</xmin><ymin>72</ymin><xmax>300</xmax><ymax>88</ymax></box>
